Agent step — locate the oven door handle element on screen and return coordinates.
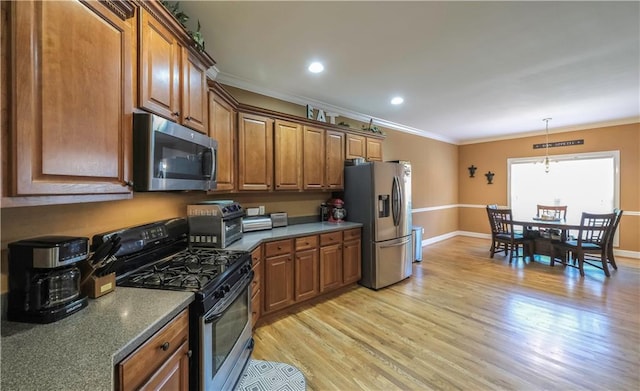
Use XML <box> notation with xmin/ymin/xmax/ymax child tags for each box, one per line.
<box><xmin>204</xmin><ymin>271</ymin><xmax>253</xmax><ymax>324</ymax></box>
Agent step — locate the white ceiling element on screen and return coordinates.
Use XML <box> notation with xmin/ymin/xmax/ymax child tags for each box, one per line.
<box><xmin>179</xmin><ymin>1</ymin><xmax>640</xmax><ymax>144</ymax></box>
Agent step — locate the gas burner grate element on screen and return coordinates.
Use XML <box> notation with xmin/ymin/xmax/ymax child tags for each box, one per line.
<box><xmin>119</xmin><ymin>247</ymin><xmax>250</xmax><ymax>293</ymax></box>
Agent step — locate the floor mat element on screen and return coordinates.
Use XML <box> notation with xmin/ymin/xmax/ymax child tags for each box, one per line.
<box><xmin>236</xmin><ymin>359</ymin><xmax>306</xmax><ymax>391</ymax></box>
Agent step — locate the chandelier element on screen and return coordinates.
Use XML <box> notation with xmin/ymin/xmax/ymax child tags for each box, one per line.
<box><xmin>543</xmin><ymin>118</ymin><xmax>552</xmax><ymax>173</ymax></box>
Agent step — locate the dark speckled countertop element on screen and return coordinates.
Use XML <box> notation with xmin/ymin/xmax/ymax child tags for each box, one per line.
<box><xmin>1</xmin><ymin>288</ymin><xmax>193</xmax><ymax>391</ymax></box>
<box><xmin>0</xmin><ymin>221</ymin><xmax>362</xmax><ymax>390</ymax></box>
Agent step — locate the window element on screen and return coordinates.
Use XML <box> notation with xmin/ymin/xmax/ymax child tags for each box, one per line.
<box><xmin>508</xmin><ymin>151</ymin><xmax>620</xmax><ymax>225</ymax></box>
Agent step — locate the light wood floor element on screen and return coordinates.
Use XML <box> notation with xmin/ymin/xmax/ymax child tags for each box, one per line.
<box><xmin>252</xmin><ymin>236</ymin><xmax>640</xmax><ymax>391</ymax></box>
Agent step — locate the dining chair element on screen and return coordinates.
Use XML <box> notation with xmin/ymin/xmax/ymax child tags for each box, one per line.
<box><xmin>536</xmin><ymin>205</ymin><xmax>568</xmax><ymax>220</ymax></box>
<box><xmin>535</xmin><ymin>205</ymin><xmax>568</xmax><ymax>241</ymax></box>
<box><xmin>584</xmin><ymin>208</ymin><xmax>623</xmax><ymax>271</ymax></box>
<box><xmin>486</xmin><ymin>206</ymin><xmax>533</xmax><ymax>263</ymax></box>
<box><xmin>551</xmin><ymin>212</ymin><xmax>616</xmax><ymax>277</ymax></box>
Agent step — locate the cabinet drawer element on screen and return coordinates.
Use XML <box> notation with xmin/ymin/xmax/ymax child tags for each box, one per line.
<box><xmin>320</xmin><ymin>232</ymin><xmax>342</xmax><ymax>246</ymax></box>
<box><xmin>343</xmin><ymin>228</ymin><xmax>361</xmax><ymax>241</ymax></box>
<box><xmin>251</xmin><ymin>261</ymin><xmax>261</xmax><ymax>297</ymax></box>
<box><xmin>265</xmin><ymin>239</ymin><xmax>293</xmax><ymax>257</ymax></box>
<box><xmin>295</xmin><ymin>235</ymin><xmax>318</xmax><ymax>251</ymax></box>
<box><xmin>118</xmin><ymin>309</ymin><xmax>189</xmax><ymax>391</ymax></box>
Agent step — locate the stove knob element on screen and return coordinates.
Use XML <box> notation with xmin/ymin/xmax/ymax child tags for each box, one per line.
<box><xmin>214</xmin><ymin>289</ymin><xmax>225</xmax><ymax>299</ymax></box>
<box><xmin>223</xmin><ymin>284</ymin><xmax>231</xmax><ymax>293</ymax></box>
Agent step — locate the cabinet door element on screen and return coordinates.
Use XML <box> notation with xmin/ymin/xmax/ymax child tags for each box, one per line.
<box><xmin>346</xmin><ymin>134</ymin><xmax>366</xmax><ymax>159</ymax></box>
<box><xmin>295</xmin><ymin>248</ymin><xmax>319</xmax><ymax>302</ymax></box>
<box><xmin>320</xmin><ymin>244</ymin><xmax>343</xmax><ymax>292</ymax></box>
<box><xmin>181</xmin><ymin>49</ymin><xmax>208</xmax><ymax>134</ymax></box>
<box><xmin>264</xmin><ymin>253</ymin><xmax>294</xmax><ymax>313</ymax></box>
<box><xmin>302</xmin><ymin>126</ymin><xmax>325</xmax><ymax>190</ymax></box>
<box><xmin>366</xmin><ymin>138</ymin><xmax>383</xmax><ymax>161</ymax></box>
<box><xmin>274</xmin><ymin>119</ymin><xmax>302</xmax><ymax>190</ymax></box>
<box><xmin>238</xmin><ymin>113</ymin><xmax>273</xmax><ymax>191</ymax></box>
<box><xmin>139</xmin><ymin>340</ymin><xmax>189</xmax><ymax>391</ymax></box>
<box><xmin>208</xmin><ymin>92</ymin><xmax>236</xmax><ymax>191</ymax></box>
<box><xmin>325</xmin><ymin>130</ymin><xmax>345</xmax><ymax>189</ymax></box>
<box><xmin>139</xmin><ymin>8</ymin><xmax>180</xmax><ymax>121</ymax></box>
<box><xmin>10</xmin><ymin>0</ymin><xmax>132</xmax><ymax>196</ymax></box>
<box><xmin>342</xmin><ymin>239</ymin><xmax>362</xmax><ymax>285</ymax></box>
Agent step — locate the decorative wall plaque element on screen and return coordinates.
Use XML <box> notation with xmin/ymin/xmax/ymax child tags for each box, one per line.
<box><xmin>533</xmin><ymin>139</ymin><xmax>584</xmax><ymax>149</ymax></box>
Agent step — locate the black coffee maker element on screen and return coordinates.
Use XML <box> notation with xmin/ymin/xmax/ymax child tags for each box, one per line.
<box><xmin>7</xmin><ymin>236</ymin><xmax>89</xmax><ymax>323</ymax></box>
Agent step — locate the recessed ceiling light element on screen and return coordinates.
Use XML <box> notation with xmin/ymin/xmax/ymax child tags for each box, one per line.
<box><xmin>308</xmin><ymin>62</ymin><xmax>324</xmax><ymax>73</ymax></box>
<box><xmin>391</xmin><ymin>96</ymin><xmax>404</xmax><ymax>105</ymax></box>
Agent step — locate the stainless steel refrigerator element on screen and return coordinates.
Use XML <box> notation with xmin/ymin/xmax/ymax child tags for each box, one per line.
<box><xmin>344</xmin><ymin>161</ymin><xmax>412</xmax><ymax>289</ymax></box>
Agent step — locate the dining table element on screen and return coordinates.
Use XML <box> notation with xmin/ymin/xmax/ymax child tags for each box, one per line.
<box><xmin>510</xmin><ymin>217</ymin><xmax>607</xmax><ymax>266</ymax></box>
<box><xmin>510</xmin><ymin>217</ymin><xmax>582</xmax><ymax>264</ymax></box>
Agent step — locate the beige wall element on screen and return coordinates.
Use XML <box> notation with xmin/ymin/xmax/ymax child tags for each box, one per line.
<box><xmin>458</xmin><ymin>122</ymin><xmax>640</xmax><ymax>252</ymax></box>
<box><xmin>383</xmin><ymin>129</ymin><xmax>459</xmax><ymax>238</ymax></box>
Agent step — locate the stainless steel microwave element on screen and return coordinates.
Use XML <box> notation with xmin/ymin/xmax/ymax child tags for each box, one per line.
<box><xmin>132</xmin><ymin>112</ymin><xmax>217</xmax><ymax>191</ymax></box>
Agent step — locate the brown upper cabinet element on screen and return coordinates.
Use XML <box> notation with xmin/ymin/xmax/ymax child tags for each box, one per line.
<box><xmin>208</xmin><ymin>90</ymin><xmax>236</xmax><ymax>191</ymax></box>
<box><xmin>274</xmin><ymin>120</ymin><xmax>303</xmax><ymax>190</ymax></box>
<box><xmin>346</xmin><ymin>134</ymin><xmax>383</xmax><ymax>162</ymax></box>
<box><xmin>2</xmin><ymin>0</ymin><xmax>134</xmax><ymax>205</ymax></box>
<box><xmin>365</xmin><ymin>138</ymin><xmax>383</xmax><ymax>161</ymax></box>
<box><xmin>238</xmin><ymin>113</ymin><xmax>274</xmax><ymax>191</ymax></box>
<box><xmin>303</xmin><ymin>126</ymin><xmax>345</xmax><ymax>190</ymax></box>
<box><xmin>137</xmin><ymin>4</ymin><xmax>213</xmax><ymax>134</ymax></box>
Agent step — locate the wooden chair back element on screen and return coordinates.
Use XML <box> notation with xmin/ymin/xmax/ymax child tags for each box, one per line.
<box><xmin>487</xmin><ymin>207</ymin><xmax>516</xmax><ymax>237</ymax></box>
<box><xmin>537</xmin><ymin>205</ymin><xmax>567</xmax><ymax>220</ymax></box>
<box><xmin>576</xmin><ymin>212</ymin><xmax>616</xmax><ymax>246</ymax></box>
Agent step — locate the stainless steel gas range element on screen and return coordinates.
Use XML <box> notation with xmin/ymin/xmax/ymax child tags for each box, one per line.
<box><xmin>94</xmin><ymin>218</ymin><xmax>253</xmax><ymax>391</ymax></box>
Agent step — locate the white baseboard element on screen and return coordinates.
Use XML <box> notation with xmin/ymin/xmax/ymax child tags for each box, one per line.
<box><xmin>421</xmin><ymin>231</ymin><xmax>640</xmax><ymax>259</ymax></box>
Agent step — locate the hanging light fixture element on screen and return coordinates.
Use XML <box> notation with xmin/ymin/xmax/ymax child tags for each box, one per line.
<box><xmin>543</xmin><ymin>117</ymin><xmax>552</xmax><ymax>173</ymax></box>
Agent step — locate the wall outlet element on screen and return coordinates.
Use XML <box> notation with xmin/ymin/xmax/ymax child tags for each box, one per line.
<box><xmin>258</xmin><ymin>205</ymin><xmax>265</xmax><ymax>215</ymax></box>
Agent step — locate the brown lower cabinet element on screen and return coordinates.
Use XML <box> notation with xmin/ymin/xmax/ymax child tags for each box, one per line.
<box><xmin>294</xmin><ymin>235</ymin><xmax>320</xmax><ymax>301</ymax></box>
<box><xmin>342</xmin><ymin>228</ymin><xmax>362</xmax><ymax>285</ymax></box>
<box><xmin>320</xmin><ymin>231</ymin><xmax>343</xmax><ymax>292</ymax></box>
<box><xmin>261</xmin><ymin>228</ymin><xmax>361</xmax><ymax>318</ymax></box>
<box><xmin>263</xmin><ymin>239</ymin><xmax>294</xmax><ymax>313</ymax></box>
<box><xmin>116</xmin><ymin>309</ymin><xmax>190</xmax><ymax>391</ymax></box>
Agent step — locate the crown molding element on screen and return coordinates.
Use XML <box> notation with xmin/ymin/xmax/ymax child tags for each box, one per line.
<box><xmin>458</xmin><ymin>117</ymin><xmax>640</xmax><ymax>145</ymax></box>
<box><xmin>216</xmin><ymin>72</ymin><xmax>457</xmax><ymax>145</ymax></box>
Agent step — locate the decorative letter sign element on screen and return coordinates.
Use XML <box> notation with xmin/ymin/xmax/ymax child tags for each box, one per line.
<box><xmin>306</xmin><ymin>105</ymin><xmax>338</xmax><ymax>125</ymax></box>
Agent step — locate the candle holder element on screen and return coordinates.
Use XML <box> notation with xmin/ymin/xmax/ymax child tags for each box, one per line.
<box><xmin>485</xmin><ymin>171</ymin><xmax>495</xmax><ymax>184</ymax></box>
<box><xmin>467</xmin><ymin>165</ymin><xmax>477</xmax><ymax>178</ymax></box>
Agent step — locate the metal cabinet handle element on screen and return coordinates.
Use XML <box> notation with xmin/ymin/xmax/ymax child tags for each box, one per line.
<box><xmin>161</xmin><ymin>342</ymin><xmax>170</xmax><ymax>351</ymax></box>
<box><xmin>187</xmin><ymin>350</ymin><xmax>192</xmax><ymax>358</ymax></box>
<box><xmin>185</xmin><ymin>116</ymin><xmax>192</xmax><ymax>121</ymax></box>
<box><xmin>172</xmin><ymin>112</ymin><xmax>180</xmax><ymax>117</ymax></box>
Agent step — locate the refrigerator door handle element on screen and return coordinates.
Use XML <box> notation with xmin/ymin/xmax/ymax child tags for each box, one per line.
<box><xmin>391</xmin><ymin>176</ymin><xmax>402</xmax><ymax>226</ymax></box>
<box><xmin>379</xmin><ymin>237</ymin><xmax>411</xmax><ymax>248</ymax></box>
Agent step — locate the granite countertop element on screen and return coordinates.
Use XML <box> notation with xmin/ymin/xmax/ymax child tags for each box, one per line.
<box><xmin>0</xmin><ymin>221</ymin><xmax>362</xmax><ymax>390</ymax></box>
<box><xmin>1</xmin><ymin>288</ymin><xmax>193</xmax><ymax>391</ymax></box>
<box><xmin>225</xmin><ymin>221</ymin><xmax>363</xmax><ymax>252</ymax></box>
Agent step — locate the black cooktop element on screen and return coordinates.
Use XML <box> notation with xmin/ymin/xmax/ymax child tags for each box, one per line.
<box><xmin>119</xmin><ymin>247</ymin><xmax>248</xmax><ymax>292</ymax></box>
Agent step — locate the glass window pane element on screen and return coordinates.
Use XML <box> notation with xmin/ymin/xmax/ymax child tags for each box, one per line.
<box><xmin>510</xmin><ymin>154</ymin><xmax>616</xmax><ymax>224</ymax></box>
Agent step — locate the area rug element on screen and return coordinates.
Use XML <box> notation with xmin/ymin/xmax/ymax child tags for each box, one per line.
<box><xmin>236</xmin><ymin>359</ymin><xmax>306</xmax><ymax>391</ymax></box>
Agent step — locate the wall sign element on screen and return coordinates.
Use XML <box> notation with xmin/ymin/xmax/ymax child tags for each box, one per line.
<box><xmin>533</xmin><ymin>139</ymin><xmax>584</xmax><ymax>149</ymax></box>
<box><xmin>306</xmin><ymin>105</ymin><xmax>339</xmax><ymax>124</ymax></box>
